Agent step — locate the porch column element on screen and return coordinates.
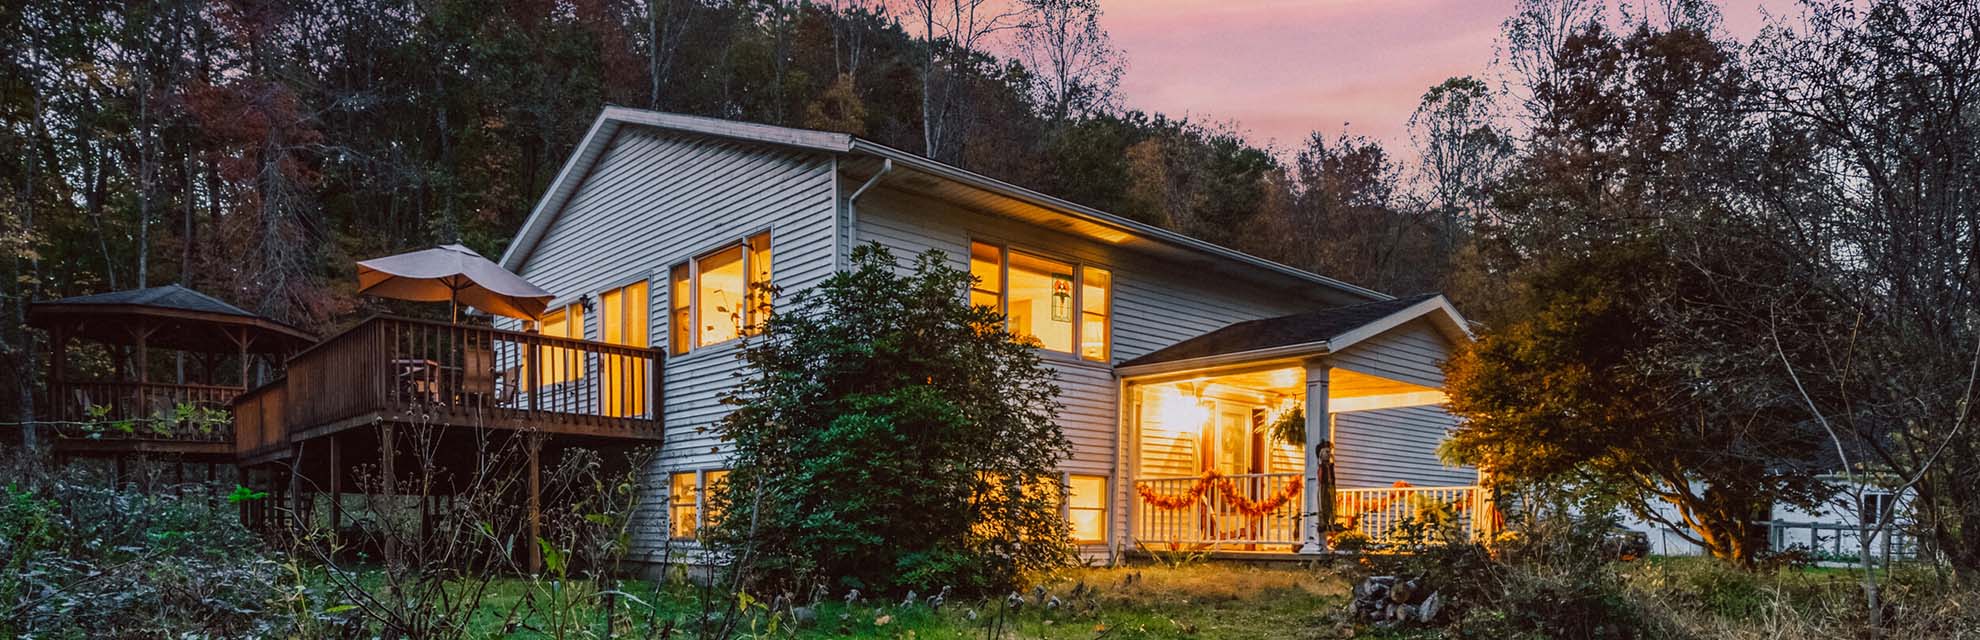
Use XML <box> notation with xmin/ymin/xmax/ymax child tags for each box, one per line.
<box><xmin>1299</xmin><ymin>358</ymin><xmax>1331</xmax><ymax>555</ymax></box>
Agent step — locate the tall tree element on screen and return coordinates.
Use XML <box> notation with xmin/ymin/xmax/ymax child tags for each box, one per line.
<box><xmin>1014</xmin><ymin>0</ymin><xmax>1122</xmax><ymax>125</ymax></box>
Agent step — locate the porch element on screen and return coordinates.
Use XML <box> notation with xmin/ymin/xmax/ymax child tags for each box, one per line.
<box><xmin>1117</xmin><ymin>294</ymin><xmax>1490</xmax><ymax>554</ymax></box>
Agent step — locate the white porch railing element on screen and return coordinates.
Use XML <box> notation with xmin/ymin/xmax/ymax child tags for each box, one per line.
<box><xmin>1132</xmin><ymin>475</ymin><xmax>1495</xmax><ymax>550</ymax></box>
<box><xmin>1134</xmin><ymin>473</ymin><xmax>1305</xmax><ymax>548</ymax></box>
<box><xmin>1335</xmin><ymin>485</ymin><xmax>1495</xmax><ymax>545</ymax></box>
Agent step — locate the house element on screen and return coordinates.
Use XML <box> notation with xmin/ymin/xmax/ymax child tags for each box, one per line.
<box><xmin>494</xmin><ymin>107</ymin><xmax>1487</xmax><ymax>565</ymax></box>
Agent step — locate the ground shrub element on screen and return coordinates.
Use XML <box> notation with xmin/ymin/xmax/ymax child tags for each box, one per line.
<box><xmin>0</xmin><ymin>455</ymin><xmax>290</xmax><ymax>638</ymax></box>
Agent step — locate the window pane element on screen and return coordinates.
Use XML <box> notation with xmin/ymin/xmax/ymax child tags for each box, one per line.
<box><xmin>670</xmin><ymin>473</ymin><xmax>699</xmax><ymax>539</ymax></box>
<box><xmin>696</xmin><ymin>246</ymin><xmax>745</xmax><ymax>346</ymax></box>
<box><xmin>537</xmin><ymin>305</ymin><xmax>585</xmax><ymax>387</ymax></box>
<box><xmin>1068</xmin><ymin>475</ymin><xmax>1106</xmax><ymax>509</ymax></box>
<box><xmin>969</xmin><ymin>242</ymin><xmax>1003</xmax><ymax>311</ymax></box>
<box><xmin>670</xmin><ymin>265</ymin><xmax>690</xmax><ymax>355</ymax></box>
<box><xmin>1068</xmin><ymin>475</ymin><xmax>1107</xmax><ymax>542</ymax></box>
<box><xmin>601</xmin><ymin>282</ymin><xmax>649</xmax><ymax>417</ymax></box>
<box><xmin>746</xmin><ymin>234</ymin><xmax>773</xmax><ymax>328</ymax></box>
<box><xmin>1007</xmin><ymin>251</ymin><xmax>1075</xmax><ymax>352</ymax></box>
<box><xmin>704</xmin><ymin>470</ymin><xmax>731</xmax><ymax>529</ymax></box>
<box><xmin>1080</xmin><ymin>267</ymin><xmax>1110</xmax><ymax>361</ymax></box>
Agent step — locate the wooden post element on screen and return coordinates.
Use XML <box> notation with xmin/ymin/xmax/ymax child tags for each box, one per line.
<box><xmin>527</xmin><ymin>433</ymin><xmax>545</xmax><ymax>574</ymax></box>
<box><xmin>1299</xmin><ymin>359</ymin><xmax>1331</xmax><ymax>555</ymax></box>
<box><xmin>328</xmin><ymin>434</ymin><xmax>342</xmax><ymax>546</ymax></box>
<box><xmin>380</xmin><ymin>424</ymin><xmax>397</xmax><ymax>563</ymax></box>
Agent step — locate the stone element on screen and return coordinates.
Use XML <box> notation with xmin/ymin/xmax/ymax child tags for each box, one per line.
<box><xmin>1418</xmin><ymin>592</ymin><xmax>1442</xmax><ymax>623</ymax></box>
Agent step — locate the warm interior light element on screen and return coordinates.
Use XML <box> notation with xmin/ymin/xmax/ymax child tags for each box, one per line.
<box><xmin>1153</xmin><ymin>387</ymin><xmax>1211</xmax><ymax>435</ymax></box>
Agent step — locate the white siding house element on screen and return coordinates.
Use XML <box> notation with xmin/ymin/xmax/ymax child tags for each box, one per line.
<box><xmin>499</xmin><ymin>108</ymin><xmax>1486</xmax><ymax>564</ymax></box>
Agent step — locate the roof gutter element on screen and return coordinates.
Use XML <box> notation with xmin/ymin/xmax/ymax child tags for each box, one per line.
<box><xmin>844</xmin><ymin>158</ymin><xmax>894</xmax><ymax>265</ymax></box>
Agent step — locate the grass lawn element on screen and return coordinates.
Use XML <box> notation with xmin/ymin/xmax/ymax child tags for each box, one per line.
<box><xmin>459</xmin><ymin>562</ymin><xmax>1357</xmax><ymax>639</ymax></box>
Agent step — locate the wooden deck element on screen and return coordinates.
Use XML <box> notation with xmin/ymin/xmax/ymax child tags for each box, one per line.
<box><xmin>233</xmin><ymin>315</ymin><xmax>663</xmax><ymax>463</ymax></box>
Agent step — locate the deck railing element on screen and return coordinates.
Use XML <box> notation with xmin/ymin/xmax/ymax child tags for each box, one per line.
<box><xmin>1133</xmin><ymin>475</ymin><xmax>1495</xmax><ymax>550</ymax></box>
<box><xmin>252</xmin><ymin>315</ymin><xmax>662</xmax><ymax>450</ymax></box>
<box><xmin>47</xmin><ymin>380</ymin><xmax>241</xmax><ymax>443</ymax></box>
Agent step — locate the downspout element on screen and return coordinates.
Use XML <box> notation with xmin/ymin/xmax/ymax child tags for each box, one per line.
<box><xmin>844</xmin><ymin>159</ymin><xmax>893</xmax><ymax>264</ymax></box>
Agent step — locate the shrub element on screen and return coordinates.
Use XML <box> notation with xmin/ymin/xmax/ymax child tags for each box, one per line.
<box><xmin>0</xmin><ymin>455</ymin><xmax>289</xmax><ymax>638</ymax></box>
<box><xmin>711</xmin><ymin>244</ymin><xmax>1073</xmax><ymax>596</ymax></box>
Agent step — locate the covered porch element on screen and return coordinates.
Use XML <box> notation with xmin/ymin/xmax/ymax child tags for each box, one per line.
<box><xmin>1117</xmin><ymin>294</ymin><xmax>1491</xmax><ymax>554</ymax></box>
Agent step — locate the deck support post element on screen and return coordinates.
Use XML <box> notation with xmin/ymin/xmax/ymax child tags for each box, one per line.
<box><xmin>1299</xmin><ymin>358</ymin><xmax>1331</xmax><ymax>555</ymax></box>
<box><xmin>380</xmin><ymin>424</ymin><xmax>397</xmax><ymax>563</ymax></box>
<box><xmin>328</xmin><ymin>434</ymin><xmax>342</xmax><ymax>546</ymax></box>
<box><xmin>526</xmin><ymin>433</ymin><xmax>545</xmax><ymax>574</ymax></box>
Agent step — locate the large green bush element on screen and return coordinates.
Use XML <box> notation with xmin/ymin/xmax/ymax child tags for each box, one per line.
<box><xmin>711</xmin><ymin>244</ymin><xmax>1072</xmax><ymax>596</ymax></box>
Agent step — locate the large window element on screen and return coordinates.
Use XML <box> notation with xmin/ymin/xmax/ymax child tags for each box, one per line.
<box><xmin>669</xmin><ymin>469</ymin><xmax>730</xmax><ymax>540</ymax></box>
<box><xmin>669</xmin><ymin>473</ymin><xmax>699</xmax><ymax>539</ymax></box>
<box><xmin>670</xmin><ymin>233</ymin><xmax>772</xmax><ymax>355</ymax></box>
<box><xmin>536</xmin><ymin>304</ymin><xmax>585</xmax><ymax>386</ymax></box>
<box><xmin>1066</xmin><ymin>474</ymin><xmax>1108</xmax><ymax>543</ymax></box>
<box><xmin>968</xmin><ymin>241</ymin><xmax>1111</xmax><ymax>362</ymax></box>
<box><xmin>598</xmin><ymin>281</ymin><xmax>649</xmax><ymax>417</ymax></box>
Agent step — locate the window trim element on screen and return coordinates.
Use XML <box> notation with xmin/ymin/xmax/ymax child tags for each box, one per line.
<box><xmin>969</xmin><ymin>239</ymin><xmax>1113</xmax><ymax>363</ymax></box>
<box><xmin>669</xmin><ymin>231</ymin><xmax>773</xmax><ymax>356</ymax></box>
<box><xmin>669</xmin><ymin>468</ymin><xmax>731</xmax><ymax>541</ymax></box>
<box><xmin>1063</xmin><ymin>472</ymin><xmax>1109</xmax><ymax>544</ymax></box>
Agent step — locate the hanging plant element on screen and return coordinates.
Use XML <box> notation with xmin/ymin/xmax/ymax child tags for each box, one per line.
<box><xmin>1268</xmin><ymin>407</ymin><xmax>1305</xmax><ymax>447</ymax></box>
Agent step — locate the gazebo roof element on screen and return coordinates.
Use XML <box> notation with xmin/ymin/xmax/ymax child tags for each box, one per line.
<box><xmin>28</xmin><ymin>284</ymin><xmax>316</xmax><ymax>354</ymax></box>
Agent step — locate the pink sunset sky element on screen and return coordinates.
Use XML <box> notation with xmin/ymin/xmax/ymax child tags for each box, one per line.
<box><xmin>1099</xmin><ymin>0</ymin><xmax>1782</xmax><ymax>154</ymax></box>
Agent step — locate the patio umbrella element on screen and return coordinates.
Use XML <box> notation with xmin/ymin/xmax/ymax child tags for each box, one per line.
<box><xmin>357</xmin><ymin>244</ymin><xmax>555</xmax><ymax>322</ymax></box>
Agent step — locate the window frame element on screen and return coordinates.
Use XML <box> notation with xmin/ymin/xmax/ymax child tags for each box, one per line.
<box><xmin>669</xmin><ymin>232</ymin><xmax>773</xmax><ymax>356</ymax></box>
<box><xmin>668</xmin><ymin>468</ymin><xmax>731</xmax><ymax>541</ymax></box>
<box><xmin>1063</xmin><ymin>472</ymin><xmax>1110</xmax><ymax>544</ymax></box>
<box><xmin>535</xmin><ymin>302</ymin><xmax>588</xmax><ymax>386</ymax></box>
<box><xmin>968</xmin><ymin>239</ymin><xmax>1113</xmax><ymax>363</ymax></box>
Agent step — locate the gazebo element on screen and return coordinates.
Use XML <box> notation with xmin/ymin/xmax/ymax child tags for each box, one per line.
<box><xmin>28</xmin><ymin>284</ymin><xmax>314</xmax><ymax>462</ymax></box>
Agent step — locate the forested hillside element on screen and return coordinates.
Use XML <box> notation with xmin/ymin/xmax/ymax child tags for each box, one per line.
<box><xmin>2</xmin><ymin>0</ymin><xmax>1487</xmax><ymax>421</ymax></box>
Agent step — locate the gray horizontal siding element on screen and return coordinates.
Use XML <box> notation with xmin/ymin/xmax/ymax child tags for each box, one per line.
<box><xmin>513</xmin><ymin>126</ymin><xmax>837</xmax><ymax>560</ymax></box>
<box><xmin>1331</xmin><ymin>319</ymin><xmax>1450</xmax><ymax>388</ymax></box>
<box><xmin>1332</xmin><ymin>406</ymin><xmax>1475</xmax><ymax>488</ymax></box>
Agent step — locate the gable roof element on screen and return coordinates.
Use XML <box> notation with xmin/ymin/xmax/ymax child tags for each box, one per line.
<box><xmin>1115</xmin><ymin>293</ymin><xmax>1472</xmax><ymax>375</ymax></box>
<box><xmin>497</xmin><ymin>107</ymin><xmax>1388</xmax><ymax>303</ymax></box>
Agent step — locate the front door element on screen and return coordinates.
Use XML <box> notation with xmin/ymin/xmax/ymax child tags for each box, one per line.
<box><xmin>1211</xmin><ymin>407</ymin><xmax>1252</xmax><ymax>475</ymax></box>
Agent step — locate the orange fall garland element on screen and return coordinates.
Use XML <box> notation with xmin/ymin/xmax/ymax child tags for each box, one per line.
<box><xmin>1135</xmin><ymin>470</ymin><xmax>1303</xmax><ymax>517</ymax></box>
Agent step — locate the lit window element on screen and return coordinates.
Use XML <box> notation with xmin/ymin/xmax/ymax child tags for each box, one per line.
<box><xmin>670</xmin><ymin>473</ymin><xmax>700</xmax><ymax>540</ymax></box>
<box><xmin>1080</xmin><ymin>267</ymin><xmax>1110</xmax><ymax>362</ymax></box>
<box><xmin>669</xmin><ymin>265</ymin><xmax>690</xmax><ymax>356</ymax></box>
<box><xmin>746</xmin><ymin>235</ymin><xmax>773</xmax><ymax>329</ymax></box>
<box><xmin>672</xmin><ymin>233</ymin><xmax>773</xmax><ymax>353</ymax></box>
<box><xmin>537</xmin><ymin>304</ymin><xmax>586</xmax><ymax>386</ymax></box>
<box><xmin>970</xmin><ymin>241</ymin><xmax>1004</xmax><ymax>311</ymax></box>
<box><xmin>1008</xmin><ymin>251</ymin><xmax>1076</xmax><ymax>352</ymax></box>
<box><xmin>969</xmin><ymin>241</ymin><xmax>1110</xmax><ymax>360</ymax></box>
<box><xmin>669</xmin><ymin>469</ymin><xmax>731</xmax><ymax>540</ymax></box>
<box><xmin>697</xmin><ymin>246</ymin><xmax>745</xmax><ymax>347</ymax></box>
<box><xmin>703</xmin><ymin>470</ymin><xmax>731</xmax><ymax>530</ymax></box>
<box><xmin>598</xmin><ymin>281</ymin><xmax>648</xmax><ymax>417</ymax></box>
<box><xmin>1067</xmin><ymin>474</ymin><xmax>1108</xmax><ymax>543</ymax></box>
